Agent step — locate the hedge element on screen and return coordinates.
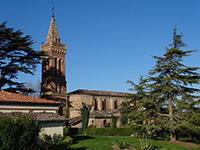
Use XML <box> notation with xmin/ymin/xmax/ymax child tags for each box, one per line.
<box><xmin>85</xmin><ymin>127</ymin><xmax>133</xmax><ymax>136</ymax></box>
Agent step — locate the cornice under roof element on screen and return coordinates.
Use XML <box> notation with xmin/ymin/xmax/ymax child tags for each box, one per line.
<box><xmin>68</xmin><ymin>89</ymin><xmax>128</xmax><ymax>97</ymax></box>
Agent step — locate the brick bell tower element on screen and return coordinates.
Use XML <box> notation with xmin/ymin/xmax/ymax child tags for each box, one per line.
<box><xmin>40</xmin><ymin>12</ymin><xmax>67</xmax><ymax>115</ymax></box>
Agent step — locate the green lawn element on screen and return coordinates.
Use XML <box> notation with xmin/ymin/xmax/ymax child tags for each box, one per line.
<box><xmin>68</xmin><ymin>135</ymin><xmax>200</xmax><ymax>150</ymax></box>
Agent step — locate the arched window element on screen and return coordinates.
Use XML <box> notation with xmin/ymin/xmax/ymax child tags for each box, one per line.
<box><xmin>94</xmin><ymin>98</ymin><xmax>97</xmax><ymax>110</ymax></box>
<box><xmin>104</xmin><ymin>99</ymin><xmax>106</xmax><ymax>110</ymax></box>
<box><xmin>55</xmin><ymin>83</ymin><xmax>57</xmax><ymax>92</ymax></box>
<box><xmin>102</xmin><ymin>99</ymin><xmax>106</xmax><ymax>110</ymax></box>
<box><xmin>59</xmin><ymin>84</ymin><xmax>62</xmax><ymax>93</ymax></box>
<box><xmin>55</xmin><ymin>36</ymin><xmax>60</xmax><ymax>43</ymax></box>
<box><xmin>102</xmin><ymin>100</ymin><xmax>104</xmax><ymax>110</ymax></box>
<box><xmin>54</xmin><ymin>58</ymin><xmax>57</xmax><ymax>77</ymax></box>
<box><xmin>114</xmin><ymin>100</ymin><xmax>117</xmax><ymax>109</ymax></box>
<box><xmin>103</xmin><ymin>120</ymin><xmax>107</xmax><ymax>127</ymax></box>
<box><xmin>59</xmin><ymin>59</ymin><xmax>61</xmax><ymax>77</ymax></box>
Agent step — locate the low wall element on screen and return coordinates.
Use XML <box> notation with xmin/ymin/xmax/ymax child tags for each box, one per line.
<box><xmin>39</xmin><ymin>122</ymin><xmax>64</xmax><ymax>136</ymax></box>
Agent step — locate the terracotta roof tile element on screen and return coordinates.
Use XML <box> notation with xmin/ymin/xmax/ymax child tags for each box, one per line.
<box><xmin>90</xmin><ymin>111</ymin><xmax>111</xmax><ymax>118</ymax></box>
<box><xmin>67</xmin><ymin>116</ymin><xmax>82</xmax><ymax>125</ymax></box>
<box><xmin>68</xmin><ymin>89</ymin><xmax>127</xmax><ymax>97</ymax></box>
<box><xmin>34</xmin><ymin>113</ymin><xmax>67</xmax><ymax>122</ymax></box>
<box><xmin>0</xmin><ymin>91</ymin><xmax>59</xmax><ymax>104</ymax></box>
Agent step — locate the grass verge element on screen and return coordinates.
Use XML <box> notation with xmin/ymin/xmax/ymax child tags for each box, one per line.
<box><xmin>68</xmin><ymin>135</ymin><xmax>200</xmax><ymax>150</ymax></box>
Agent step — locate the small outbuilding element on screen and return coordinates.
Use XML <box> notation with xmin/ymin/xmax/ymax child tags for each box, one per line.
<box><xmin>0</xmin><ymin>91</ymin><xmax>67</xmax><ymax>136</ymax></box>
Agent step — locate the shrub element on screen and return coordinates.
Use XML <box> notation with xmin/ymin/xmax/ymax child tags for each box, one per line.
<box><xmin>85</xmin><ymin>127</ymin><xmax>133</xmax><ymax>136</ymax></box>
<box><xmin>112</xmin><ymin>139</ymin><xmax>129</xmax><ymax>149</ymax></box>
<box><xmin>0</xmin><ymin>113</ymin><xmax>40</xmax><ymax>150</ymax></box>
<box><xmin>42</xmin><ymin>133</ymin><xmax>62</xmax><ymax>149</ymax></box>
<box><xmin>111</xmin><ymin>115</ymin><xmax>118</xmax><ymax>128</ymax></box>
<box><xmin>42</xmin><ymin>133</ymin><xmax>62</xmax><ymax>145</ymax></box>
<box><xmin>63</xmin><ymin>136</ymin><xmax>73</xmax><ymax>145</ymax></box>
<box><xmin>41</xmin><ymin>133</ymin><xmax>73</xmax><ymax>149</ymax></box>
<box><xmin>64</xmin><ymin>127</ymin><xmax>70</xmax><ymax>136</ymax></box>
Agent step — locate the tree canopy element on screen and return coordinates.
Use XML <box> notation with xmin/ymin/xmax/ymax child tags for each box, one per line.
<box><xmin>0</xmin><ymin>22</ymin><xmax>42</xmax><ymax>93</ymax></box>
<box><xmin>124</xmin><ymin>27</ymin><xmax>200</xmax><ymax>142</ymax></box>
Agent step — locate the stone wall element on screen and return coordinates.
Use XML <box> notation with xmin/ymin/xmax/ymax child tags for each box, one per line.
<box><xmin>68</xmin><ymin>93</ymin><xmax>126</xmax><ymax>127</ymax></box>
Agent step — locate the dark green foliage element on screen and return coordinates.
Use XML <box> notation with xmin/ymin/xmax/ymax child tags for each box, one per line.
<box><xmin>111</xmin><ymin>115</ymin><xmax>118</xmax><ymax>128</ymax></box>
<box><xmin>80</xmin><ymin>103</ymin><xmax>90</xmax><ymax>134</ymax></box>
<box><xmin>64</xmin><ymin>127</ymin><xmax>79</xmax><ymax>136</ymax></box>
<box><xmin>159</xmin><ymin>130</ymin><xmax>170</xmax><ymax>141</ymax></box>
<box><xmin>124</xmin><ymin>27</ymin><xmax>200</xmax><ymax>142</ymax></box>
<box><xmin>71</xmin><ymin>128</ymin><xmax>80</xmax><ymax>135</ymax></box>
<box><xmin>0</xmin><ymin>22</ymin><xmax>43</xmax><ymax>93</ymax></box>
<box><xmin>119</xmin><ymin>101</ymin><xmax>130</xmax><ymax>126</ymax></box>
<box><xmin>175</xmin><ymin>110</ymin><xmax>200</xmax><ymax>140</ymax></box>
<box><xmin>126</xmin><ymin>76</ymin><xmax>150</xmax><ymax>126</ymax></box>
<box><xmin>64</xmin><ymin>127</ymin><xmax>70</xmax><ymax>136</ymax></box>
<box><xmin>85</xmin><ymin>127</ymin><xmax>133</xmax><ymax>136</ymax></box>
<box><xmin>42</xmin><ymin>133</ymin><xmax>62</xmax><ymax>149</ymax></box>
<box><xmin>0</xmin><ymin>114</ymin><xmax>40</xmax><ymax>150</ymax></box>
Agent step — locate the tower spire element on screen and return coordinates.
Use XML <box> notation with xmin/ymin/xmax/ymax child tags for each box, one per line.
<box><xmin>52</xmin><ymin>0</ymin><xmax>55</xmax><ymax>18</ymax></box>
<box><xmin>46</xmin><ymin>0</ymin><xmax>60</xmax><ymax>44</ymax></box>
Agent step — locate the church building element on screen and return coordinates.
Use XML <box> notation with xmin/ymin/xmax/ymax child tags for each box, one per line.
<box><xmin>68</xmin><ymin>89</ymin><xmax>127</xmax><ymax>127</ymax></box>
<box><xmin>40</xmin><ymin>13</ymin><xmax>128</xmax><ymax>127</ymax></box>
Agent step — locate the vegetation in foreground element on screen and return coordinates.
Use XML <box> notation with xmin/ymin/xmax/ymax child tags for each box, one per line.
<box><xmin>68</xmin><ymin>135</ymin><xmax>200</xmax><ymax>150</ymax></box>
<box><xmin>0</xmin><ymin>114</ymin><xmax>40</xmax><ymax>150</ymax></box>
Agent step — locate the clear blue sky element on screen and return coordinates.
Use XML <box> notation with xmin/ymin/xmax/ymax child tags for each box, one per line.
<box><xmin>1</xmin><ymin>0</ymin><xmax>200</xmax><ymax>93</ymax></box>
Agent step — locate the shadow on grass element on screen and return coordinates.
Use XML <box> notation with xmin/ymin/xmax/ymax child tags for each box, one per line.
<box><xmin>72</xmin><ymin>135</ymin><xmax>95</xmax><ymax>144</ymax></box>
<box><xmin>66</xmin><ymin>135</ymin><xmax>95</xmax><ymax>150</ymax></box>
<box><xmin>67</xmin><ymin>147</ymin><xmax>87</xmax><ymax>150</ymax></box>
<box><xmin>179</xmin><ymin>139</ymin><xmax>200</xmax><ymax>144</ymax></box>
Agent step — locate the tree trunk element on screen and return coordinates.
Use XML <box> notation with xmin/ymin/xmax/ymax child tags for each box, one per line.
<box><xmin>168</xmin><ymin>92</ymin><xmax>176</xmax><ymax>142</ymax></box>
<box><xmin>168</xmin><ymin>70</ymin><xmax>176</xmax><ymax>142</ymax></box>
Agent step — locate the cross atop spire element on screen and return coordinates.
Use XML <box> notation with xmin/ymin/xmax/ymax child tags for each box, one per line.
<box><xmin>52</xmin><ymin>0</ymin><xmax>55</xmax><ymax>18</ymax></box>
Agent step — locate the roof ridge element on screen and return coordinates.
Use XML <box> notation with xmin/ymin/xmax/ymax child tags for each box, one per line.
<box><xmin>68</xmin><ymin>89</ymin><xmax>128</xmax><ymax>97</ymax></box>
<box><xmin>0</xmin><ymin>91</ymin><xmax>60</xmax><ymax>104</ymax></box>
<box><xmin>76</xmin><ymin>89</ymin><xmax>127</xmax><ymax>94</ymax></box>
